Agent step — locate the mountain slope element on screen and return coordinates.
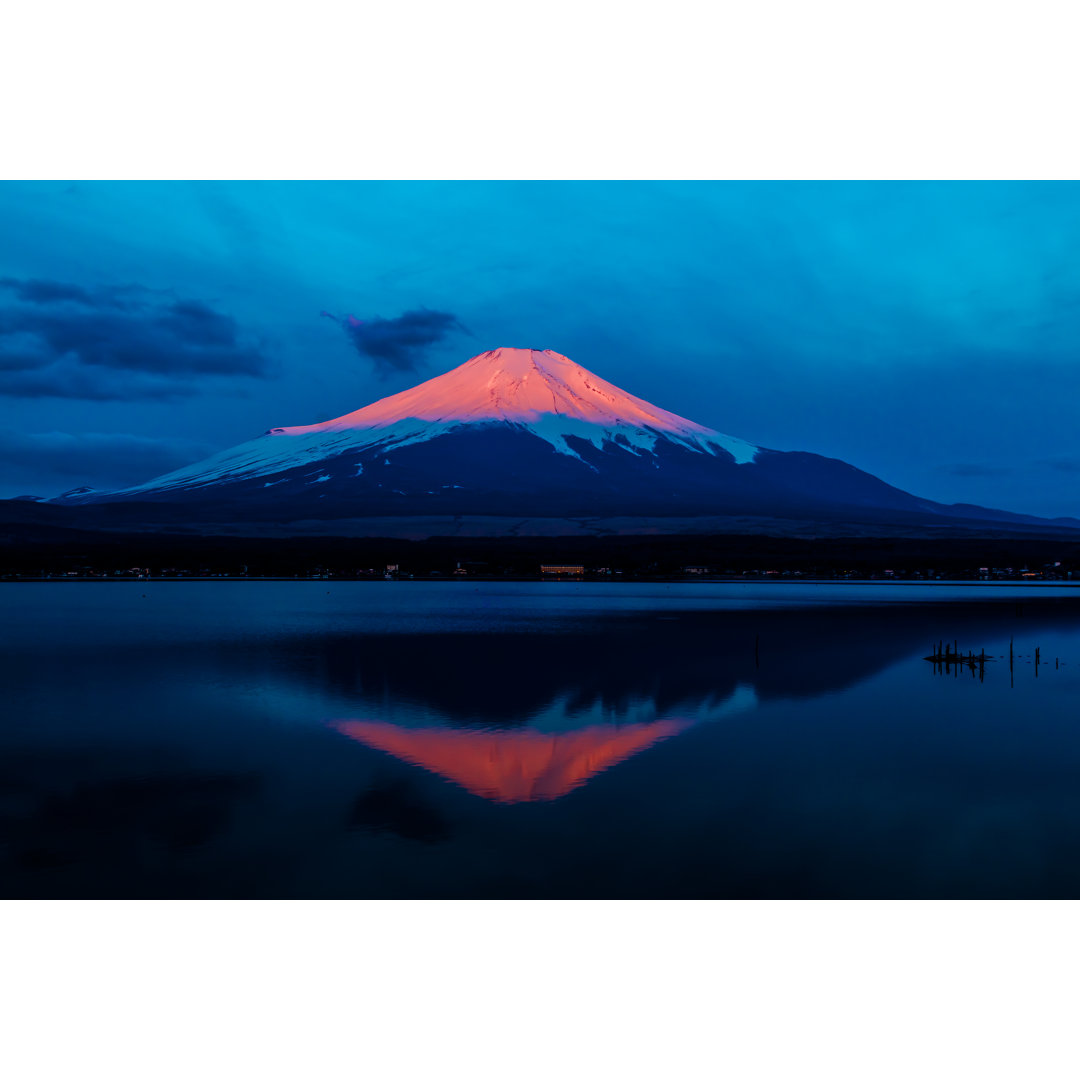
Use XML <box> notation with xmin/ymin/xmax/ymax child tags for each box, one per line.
<box><xmin>68</xmin><ymin>347</ymin><xmax>757</xmax><ymax>500</ymax></box>
<box><xmin>53</xmin><ymin>346</ymin><xmax>1079</xmax><ymax>534</ymax></box>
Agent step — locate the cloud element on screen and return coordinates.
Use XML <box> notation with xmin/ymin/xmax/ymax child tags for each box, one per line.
<box><xmin>0</xmin><ymin>278</ymin><xmax>99</xmax><ymax>305</ymax></box>
<box><xmin>158</xmin><ymin>300</ymin><xmax>240</xmax><ymax>348</ymax></box>
<box><xmin>0</xmin><ymin>430</ymin><xmax>213</xmax><ymax>496</ymax></box>
<box><xmin>1037</xmin><ymin>457</ymin><xmax>1080</xmax><ymax>474</ymax></box>
<box><xmin>0</xmin><ymin>278</ymin><xmax>268</xmax><ymax>399</ymax></box>
<box><xmin>326</xmin><ymin>307</ymin><xmax>466</xmax><ymax>376</ymax></box>
<box><xmin>940</xmin><ymin>458</ymin><xmax>1080</xmax><ymax>481</ymax></box>
<box><xmin>0</xmin><ymin>357</ymin><xmax>203</xmax><ymax>401</ymax></box>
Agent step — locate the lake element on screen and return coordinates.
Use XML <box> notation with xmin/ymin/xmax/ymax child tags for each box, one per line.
<box><xmin>3</xmin><ymin>581</ymin><xmax>1080</xmax><ymax>898</ymax></box>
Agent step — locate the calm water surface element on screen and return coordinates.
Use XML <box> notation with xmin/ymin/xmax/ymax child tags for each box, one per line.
<box><xmin>3</xmin><ymin>581</ymin><xmax>1080</xmax><ymax>897</ymax></box>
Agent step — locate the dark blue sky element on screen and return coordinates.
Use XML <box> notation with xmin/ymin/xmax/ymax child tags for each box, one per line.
<box><xmin>1</xmin><ymin>180</ymin><xmax>1078</xmax><ymax>517</ymax></box>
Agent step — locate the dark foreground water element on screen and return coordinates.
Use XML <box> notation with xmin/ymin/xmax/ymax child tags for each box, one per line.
<box><xmin>3</xmin><ymin>581</ymin><xmax>1080</xmax><ymax>898</ymax></box>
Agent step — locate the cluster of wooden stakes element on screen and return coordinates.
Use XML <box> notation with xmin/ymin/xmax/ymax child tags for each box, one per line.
<box><xmin>924</xmin><ymin>639</ymin><xmax>1060</xmax><ymax>685</ymax></box>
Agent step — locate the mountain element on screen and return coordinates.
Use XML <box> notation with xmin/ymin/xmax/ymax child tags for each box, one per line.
<box><xmin>50</xmin><ymin>346</ymin><xmax>1079</xmax><ymax>535</ymax></box>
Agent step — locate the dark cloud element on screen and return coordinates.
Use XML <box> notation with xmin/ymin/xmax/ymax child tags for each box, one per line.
<box><xmin>0</xmin><ymin>278</ymin><xmax>98</xmax><ymax>305</ymax></box>
<box><xmin>1038</xmin><ymin>457</ymin><xmax>1080</xmax><ymax>474</ymax></box>
<box><xmin>0</xmin><ymin>358</ymin><xmax>202</xmax><ymax>401</ymax></box>
<box><xmin>940</xmin><ymin>458</ymin><xmax>1080</xmax><ymax>481</ymax></box>
<box><xmin>0</xmin><ymin>430</ymin><xmax>213</xmax><ymax>496</ymax></box>
<box><xmin>0</xmin><ymin>277</ymin><xmax>146</xmax><ymax>309</ymax></box>
<box><xmin>0</xmin><ymin>278</ymin><xmax>268</xmax><ymax>400</ymax></box>
<box><xmin>158</xmin><ymin>300</ymin><xmax>239</xmax><ymax>347</ymax></box>
<box><xmin>326</xmin><ymin>307</ymin><xmax>466</xmax><ymax>376</ymax></box>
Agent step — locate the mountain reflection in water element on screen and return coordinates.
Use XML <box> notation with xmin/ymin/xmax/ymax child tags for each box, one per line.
<box><xmin>333</xmin><ymin>718</ymin><xmax>695</xmax><ymax>803</ymax></box>
<box><xmin>251</xmin><ymin>600</ymin><xmax>1079</xmax><ymax>808</ymax></box>
<box><xmin>6</xmin><ymin>583</ymin><xmax>1080</xmax><ymax>898</ymax></box>
<box><xmin>331</xmin><ymin>685</ymin><xmax>758</xmax><ymax>802</ymax></box>
<box><xmin>310</xmin><ymin>601</ymin><xmax>1028</xmax><ymax>801</ymax></box>
<box><xmin>299</xmin><ymin>602</ymin><xmax>913</xmax><ymax>805</ymax></box>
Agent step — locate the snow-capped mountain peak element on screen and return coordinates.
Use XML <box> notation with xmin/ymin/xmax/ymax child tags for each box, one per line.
<box><xmin>84</xmin><ymin>347</ymin><xmax>759</xmax><ymax>500</ymax></box>
<box><xmin>273</xmin><ymin>347</ymin><xmax>748</xmax><ymax>447</ymax></box>
<box><xmin>44</xmin><ymin>346</ymin><xmax>1080</xmax><ymax>537</ymax></box>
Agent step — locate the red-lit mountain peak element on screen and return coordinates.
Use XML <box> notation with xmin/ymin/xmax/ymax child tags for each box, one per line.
<box><xmin>274</xmin><ymin>347</ymin><xmax>726</xmax><ymax>436</ymax></box>
<box><xmin>59</xmin><ymin>345</ymin><xmax>766</xmax><ymax>504</ymax></box>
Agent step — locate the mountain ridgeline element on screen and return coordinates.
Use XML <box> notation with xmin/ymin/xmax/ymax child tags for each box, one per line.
<box><xmin>43</xmin><ymin>347</ymin><xmax>1080</xmax><ymax>536</ymax></box>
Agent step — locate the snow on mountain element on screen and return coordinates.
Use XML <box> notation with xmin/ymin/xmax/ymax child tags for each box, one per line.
<box><xmin>90</xmin><ymin>347</ymin><xmax>759</xmax><ymax>498</ymax></box>
<box><xmin>48</xmin><ymin>345</ymin><xmax>1077</xmax><ymax>534</ymax></box>
<box><xmin>275</xmin><ymin>347</ymin><xmax>756</xmax><ymax>459</ymax></box>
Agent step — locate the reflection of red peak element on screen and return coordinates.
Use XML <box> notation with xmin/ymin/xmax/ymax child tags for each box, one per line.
<box><xmin>332</xmin><ymin>719</ymin><xmax>693</xmax><ymax>803</ymax></box>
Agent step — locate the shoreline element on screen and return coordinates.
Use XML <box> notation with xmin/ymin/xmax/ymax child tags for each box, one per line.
<box><xmin>4</xmin><ymin>576</ymin><xmax>1079</xmax><ymax>587</ymax></box>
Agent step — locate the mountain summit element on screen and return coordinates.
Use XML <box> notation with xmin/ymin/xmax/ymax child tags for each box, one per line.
<box><xmin>272</xmin><ymin>347</ymin><xmax>757</xmax><ymax>463</ymax></box>
<box><xmin>54</xmin><ymin>346</ymin><xmax>1077</xmax><ymax>535</ymax></box>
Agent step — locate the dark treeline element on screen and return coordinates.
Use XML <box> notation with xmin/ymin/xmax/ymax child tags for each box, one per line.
<box><xmin>3</xmin><ymin>528</ymin><xmax>1080</xmax><ymax>579</ymax></box>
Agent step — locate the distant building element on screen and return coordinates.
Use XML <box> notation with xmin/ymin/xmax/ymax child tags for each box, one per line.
<box><xmin>540</xmin><ymin>565</ymin><xmax>584</xmax><ymax>577</ymax></box>
<box><xmin>454</xmin><ymin>560</ymin><xmax>487</xmax><ymax>576</ymax></box>
<box><xmin>683</xmin><ymin>566</ymin><xmax>711</xmax><ymax>575</ymax></box>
